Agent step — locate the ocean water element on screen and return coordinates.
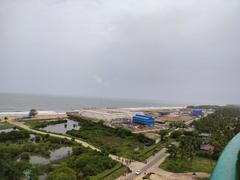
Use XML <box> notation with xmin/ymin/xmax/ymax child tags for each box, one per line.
<box><xmin>0</xmin><ymin>93</ymin><xmax>180</xmax><ymax>114</ymax></box>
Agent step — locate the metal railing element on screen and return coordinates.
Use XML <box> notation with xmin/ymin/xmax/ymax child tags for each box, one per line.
<box><xmin>211</xmin><ymin>132</ymin><xmax>240</xmax><ymax>180</ymax></box>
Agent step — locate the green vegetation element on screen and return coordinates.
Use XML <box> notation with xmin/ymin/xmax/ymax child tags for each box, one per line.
<box><xmin>0</xmin><ymin>122</ymin><xmax>14</xmax><ymax>130</ymax></box>
<box><xmin>20</xmin><ymin>152</ymin><xmax>31</xmax><ymax>161</ymax></box>
<box><xmin>161</xmin><ymin>126</ymin><xmax>214</xmax><ymax>173</ymax></box>
<box><xmin>169</xmin><ymin>121</ymin><xmax>187</xmax><ymax>128</ymax></box>
<box><xmin>62</xmin><ymin>148</ymin><xmax>117</xmax><ymax>178</ymax></box>
<box><xmin>178</xmin><ymin>135</ymin><xmax>202</xmax><ymax>161</ymax></box>
<box><xmin>0</xmin><ymin>129</ymin><xmax>30</xmax><ymax>141</ymax></box>
<box><xmin>170</xmin><ymin>129</ymin><xmax>183</xmax><ymax>139</ymax></box>
<box><xmin>25</xmin><ymin>119</ymin><xmax>68</xmax><ymax>129</ymax></box>
<box><xmin>0</xmin><ymin>128</ymin><xmax>121</xmax><ymax>180</ymax></box>
<box><xmin>41</xmin><ymin>145</ymin><xmax>120</xmax><ymax>179</ymax></box>
<box><xmin>89</xmin><ymin>163</ymin><xmax>129</xmax><ymax>180</ymax></box>
<box><xmin>160</xmin><ymin>156</ymin><xmax>215</xmax><ymax>173</ymax></box>
<box><xmin>47</xmin><ymin>166</ymin><xmax>77</xmax><ymax>180</ymax></box>
<box><xmin>67</xmin><ymin>115</ymin><xmax>156</xmax><ymax>161</ymax></box>
<box><xmin>161</xmin><ymin>106</ymin><xmax>240</xmax><ymax>174</ymax></box>
<box><xmin>29</xmin><ymin>109</ymin><xmax>38</xmax><ymax>117</ymax></box>
<box><xmin>136</xmin><ymin>143</ymin><xmax>165</xmax><ymax>161</ymax></box>
<box><xmin>187</xmin><ymin>105</ymin><xmax>220</xmax><ymax>110</ymax></box>
<box><xmin>192</xmin><ymin>106</ymin><xmax>240</xmax><ymax>159</ymax></box>
<box><xmin>159</xmin><ymin>129</ymin><xmax>169</xmax><ymax>141</ymax></box>
<box><xmin>0</xmin><ymin>129</ymin><xmax>73</xmax><ymax>179</ymax></box>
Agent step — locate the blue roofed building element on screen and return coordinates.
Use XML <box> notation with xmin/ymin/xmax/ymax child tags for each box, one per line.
<box><xmin>132</xmin><ymin>114</ymin><xmax>155</xmax><ymax>126</ymax></box>
<box><xmin>191</xmin><ymin>109</ymin><xmax>204</xmax><ymax>117</ymax></box>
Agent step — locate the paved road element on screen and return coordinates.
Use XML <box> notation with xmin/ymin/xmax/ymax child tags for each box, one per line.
<box><xmin>124</xmin><ymin>148</ymin><xmax>168</xmax><ymax>180</ymax></box>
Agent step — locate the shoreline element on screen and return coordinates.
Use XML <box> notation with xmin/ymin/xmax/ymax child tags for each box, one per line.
<box><xmin>0</xmin><ymin>106</ymin><xmax>187</xmax><ymax>117</ymax></box>
<box><xmin>0</xmin><ymin>110</ymin><xmax>66</xmax><ymax>117</ymax></box>
<box><xmin>121</xmin><ymin>106</ymin><xmax>186</xmax><ymax>111</ymax></box>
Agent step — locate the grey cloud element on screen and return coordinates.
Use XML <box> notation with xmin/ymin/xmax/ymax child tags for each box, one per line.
<box><xmin>0</xmin><ymin>0</ymin><xmax>239</xmax><ymax>104</ymax></box>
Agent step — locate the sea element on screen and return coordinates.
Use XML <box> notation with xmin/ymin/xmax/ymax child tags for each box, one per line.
<box><xmin>0</xmin><ymin>93</ymin><xmax>183</xmax><ymax>116</ymax></box>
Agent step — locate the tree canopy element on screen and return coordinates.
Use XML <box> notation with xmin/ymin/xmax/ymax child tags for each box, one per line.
<box><xmin>29</xmin><ymin>109</ymin><xmax>38</xmax><ymax>117</ymax></box>
<box><xmin>46</xmin><ymin>167</ymin><xmax>77</xmax><ymax>180</ymax></box>
<box><xmin>193</xmin><ymin>106</ymin><xmax>240</xmax><ymax>159</ymax></box>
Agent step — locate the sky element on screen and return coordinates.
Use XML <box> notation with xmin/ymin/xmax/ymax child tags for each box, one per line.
<box><xmin>0</xmin><ymin>0</ymin><xmax>240</xmax><ymax>105</ymax></box>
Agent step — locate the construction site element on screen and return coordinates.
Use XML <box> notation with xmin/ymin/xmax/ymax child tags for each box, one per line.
<box><xmin>66</xmin><ymin>107</ymin><xmax>205</xmax><ymax>134</ymax></box>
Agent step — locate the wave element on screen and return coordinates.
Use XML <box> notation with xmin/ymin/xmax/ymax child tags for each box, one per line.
<box><xmin>0</xmin><ymin>111</ymin><xmax>66</xmax><ymax>117</ymax></box>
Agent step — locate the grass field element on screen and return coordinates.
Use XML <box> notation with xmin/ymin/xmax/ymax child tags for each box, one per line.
<box><xmin>160</xmin><ymin>156</ymin><xmax>215</xmax><ymax>174</ymax></box>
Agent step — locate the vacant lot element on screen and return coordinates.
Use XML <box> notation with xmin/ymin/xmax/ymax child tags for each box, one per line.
<box><xmin>160</xmin><ymin>156</ymin><xmax>215</xmax><ymax>173</ymax></box>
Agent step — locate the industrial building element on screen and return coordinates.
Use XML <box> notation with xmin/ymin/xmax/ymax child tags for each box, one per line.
<box><xmin>133</xmin><ymin>114</ymin><xmax>155</xmax><ymax>126</ymax></box>
<box><xmin>70</xmin><ymin>109</ymin><xmax>139</xmax><ymax>126</ymax></box>
<box><xmin>191</xmin><ymin>109</ymin><xmax>204</xmax><ymax>117</ymax></box>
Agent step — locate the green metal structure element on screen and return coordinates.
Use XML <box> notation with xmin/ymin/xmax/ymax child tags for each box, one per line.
<box><xmin>211</xmin><ymin>132</ymin><xmax>240</xmax><ymax>180</ymax></box>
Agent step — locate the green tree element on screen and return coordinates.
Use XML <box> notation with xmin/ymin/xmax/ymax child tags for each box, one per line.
<box><xmin>170</xmin><ymin>130</ymin><xmax>183</xmax><ymax>139</ymax></box>
<box><xmin>159</xmin><ymin>129</ymin><xmax>168</xmax><ymax>141</ymax></box>
<box><xmin>170</xmin><ymin>121</ymin><xmax>186</xmax><ymax>128</ymax></box>
<box><xmin>20</xmin><ymin>152</ymin><xmax>30</xmax><ymax>161</ymax></box>
<box><xmin>167</xmin><ymin>144</ymin><xmax>178</xmax><ymax>158</ymax></box>
<box><xmin>29</xmin><ymin>109</ymin><xmax>38</xmax><ymax>117</ymax></box>
<box><xmin>72</xmin><ymin>146</ymin><xmax>84</xmax><ymax>156</ymax></box>
<box><xmin>193</xmin><ymin>106</ymin><xmax>240</xmax><ymax>159</ymax></box>
<box><xmin>179</xmin><ymin>136</ymin><xmax>200</xmax><ymax>161</ymax></box>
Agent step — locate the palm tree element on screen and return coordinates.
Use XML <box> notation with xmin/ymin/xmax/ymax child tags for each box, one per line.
<box><xmin>179</xmin><ymin>136</ymin><xmax>200</xmax><ymax>161</ymax></box>
<box><xmin>159</xmin><ymin>129</ymin><xmax>168</xmax><ymax>142</ymax></box>
<box><xmin>167</xmin><ymin>144</ymin><xmax>178</xmax><ymax>158</ymax></box>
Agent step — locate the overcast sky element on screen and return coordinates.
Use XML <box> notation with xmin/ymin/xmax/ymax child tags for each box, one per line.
<box><xmin>0</xmin><ymin>0</ymin><xmax>239</xmax><ymax>105</ymax></box>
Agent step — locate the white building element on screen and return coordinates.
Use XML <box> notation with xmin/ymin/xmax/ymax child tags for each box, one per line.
<box><xmin>76</xmin><ymin>108</ymin><xmax>140</xmax><ymax>125</ymax></box>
